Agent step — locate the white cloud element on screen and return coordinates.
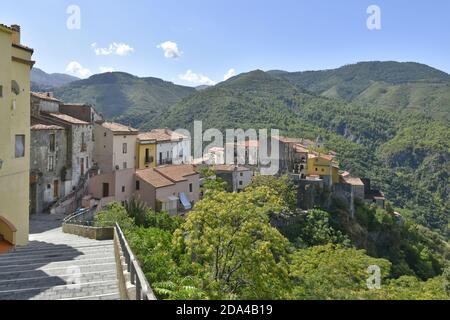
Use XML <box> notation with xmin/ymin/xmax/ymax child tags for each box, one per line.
<box><xmin>92</xmin><ymin>42</ymin><xmax>134</xmax><ymax>56</ymax></box>
<box><xmin>157</xmin><ymin>41</ymin><xmax>182</xmax><ymax>59</ymax></box>
<box><xmin>66</xmin><ymin>61</ymin><xmax>92</xmax><ymax>78</ymax></box>
<box><xmin>223</xmin><ymin>68</ymin><xmax>236</xmax><ymax>81</ymax></box>
<box><xmin>179</xmin><ymin>70</ymin><xmax>216</xmax><ymax>86</ymax></box>
<box><xmin>99</xmin><ymin>66</ymin><xmax>115</xmax><ymax>73</ymax></box>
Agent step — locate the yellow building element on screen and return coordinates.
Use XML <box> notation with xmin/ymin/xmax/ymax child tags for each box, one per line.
<box><xmin>0</xmin><ymin>24</ymin><xmax>34</xmax><ymax>247</ymax></box>
<box><xmin>136</xmin><ymin>133</ymin><xmax>157</xmax><ymax>169</ymax></box>
<box><xmin>307</xmin><ymin>154</ymin><xmax>339</xmax><ymax>185</ymax></box>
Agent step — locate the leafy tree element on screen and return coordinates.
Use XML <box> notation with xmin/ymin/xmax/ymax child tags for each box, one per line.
<box><xmin>94</xmin><ymin>202</ymin><xmax>135</xmax><ymax>229</ymax></box>
<box><xmin>278</xmin><ymin>209</ymin><xmax>351</xmax><ymax>248</ymax></box>
<box><xmin>246</xmin><ymin>175</ymin><xmax>297</xmax><ymax>211</ymax></box>
<box><xmin>289</xmin><ymin>244</ymin><xmax>392</xmax><ymax>300</ymax></box>
<box><xmin>173</xmin><ymin>188</ymin><xmax>292</xmax><ymax>299</ymax></box>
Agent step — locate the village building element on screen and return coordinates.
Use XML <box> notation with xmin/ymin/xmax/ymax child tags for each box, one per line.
<box><xmin>0</xmin><ymin>24</ymin><xmax>34</xmax><ymax>246</ymax></box>
<box><xmin>38</xmin><ymin>108</ymin><xmax>94</xmax><ymax>191</ymax></box>
<box><xmin>29</xmin><ymin>120</ymin><xmax>67</xmax><ymax>214</ymax></box>
<box><xmin>136</xmin><ymin>129</ymin><xmax>190</xmax><ymax>169</ymax></box>
<box><xmin>87</xmin><ymin>122</ymin><xmax>139</xmax><ymax>207</ymax></box>
<box><xmin>213</xmin><ymin>165</ymin><xmax>253</xmax><ymax>192</ymax></box>
<box><xmin>135</xmin><ymin>164</ymin><xmax>200</xmax><ymax>216</ymax></box>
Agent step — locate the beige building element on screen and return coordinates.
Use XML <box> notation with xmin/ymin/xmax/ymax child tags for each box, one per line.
<box><xmin>88</xmin><ymin>122</ymin><xmax>139</xmax><ymax>207</ymax></box>
<box><xmin>0</xmin><ymin>24</ymin><xmax>34</xmax><ymax>246</ymax></box>
<box><xmin>135</xmin><ymin>164</ymin><xmax>200</xmax><ymax>216</ymax></box>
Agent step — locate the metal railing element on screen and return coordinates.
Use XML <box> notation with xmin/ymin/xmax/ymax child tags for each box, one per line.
<box><xmin>115</xmin><ymin>223</ymin><xmax>157</xmax><ymax>300</ymax></box>
<box><xmin>63</xmin><ymin>207</ymin><xmax>96</xmax><ymax>225</ymax></box>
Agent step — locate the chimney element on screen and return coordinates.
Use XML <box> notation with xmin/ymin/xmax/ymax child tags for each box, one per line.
<box><xmin>46</xmin><ymin>92</ymin><xmax>54</xmax><ymax>98</ymax></box>
<box><xmin>11</xmin><ymin>24</ymin><xmax>21</xmax><ymax>45</ymax></box>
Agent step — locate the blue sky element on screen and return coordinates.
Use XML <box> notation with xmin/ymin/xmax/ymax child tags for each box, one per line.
<box><xmin>2</xmin><ymin>0</ymin><xmax>449</xmax><ymax>86</ymax></box>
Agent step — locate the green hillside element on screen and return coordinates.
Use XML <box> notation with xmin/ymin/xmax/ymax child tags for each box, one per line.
<box><xmin>54</xmin><ymin>72</ymin><xmax>195</xmax><ymax>128</ymax></box>
<box><xmin>269</xmin><ymin>61</ymin><xmax>450</xmax><ymax>120</ymax></box>
<box><xmin>52</xmin><ymin>63</ymin><xmax>449</xmax><ymax>234</ymax></box>
<box><xmin>148</xmin><ymin>69</ymin><xmax>449</xmax><ymax>235</ymax></box>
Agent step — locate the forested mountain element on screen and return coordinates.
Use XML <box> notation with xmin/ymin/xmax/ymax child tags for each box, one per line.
<box><xmin>269</xmin><ymin>61</ymin><xmax>450</xmax><ymax>121</ymax></box>
<box><xmin>147</xmin><ymin>67</ymin><xmax>449</xmax><ymax>235</ymax></box>
<box><xmin>53</xmin><ymin>72</ymin><xmax>195</xmax><ymax>127</ymax></box>
<box><xmin>31</xmin><ymin>67</ymin><xmax>79</xmax><ymax>91</ymax></box>
<box><xmin>52</xmin><ymin>62</ymin><xmax>449</xmax><ymax>235</ymax></box>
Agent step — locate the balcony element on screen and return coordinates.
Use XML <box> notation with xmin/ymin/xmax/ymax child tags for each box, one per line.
<box><xmin>80</xmin><ymin>143</ymin><xmax>87</xmax><ymax>152</ymax></box>
<box><xmin>158</xmin><ymin>159</ymin><xmax>173</xmax><ymax>165</ymax></box>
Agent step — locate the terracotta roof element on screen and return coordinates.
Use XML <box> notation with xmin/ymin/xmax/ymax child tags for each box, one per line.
<box><xmin>155</xmin><ymin>164</ymin><xmax>198</xmax><ymax>182</ymax></box>
<box><xmin>101</xmin><ymin>122</ymin><xmax>138</xmax><ymax>134</ymax></box>
<box><xmin>31</xmin><ymin>123</ymin><xmax>64</xmax><ymax>131</ymax></box>
<box><xmin>208</xmin><ymin>147</ymin><xmax>224</xmax><ymax>153</ymax></box>
<box><xmin>213</xmin><ymin>165</ymin><xmax>251</xmax><ymax>172</ymax></box>
<box><xmin>47</xmin><ymin>113</ymin><xmax>89</xmax><ymax>125</ymax></box>
<box><xmin>138</xmin><ymin>129</ymin><xmax>188</xmax><ymax>142</ymax></box>
<box><xmin>31</xmin><ymin>92</ymin><xmax>60</xmax><ymax>103</ymax></box>
<box><xmin>136</xmin><ymin>164</ymin><xmax>198</xmax><ymax>188</ymax></box>
<box><xmin>136</xmin><ymin>169</ymin><xmax>174</xmax><ymax>188</ymax></box>
<box><xmin>294</xmin><ymin>144</ymin><xmax>309</xmax><ymax>153</ymax></box>
<box><xmin>342</xmin><ymin>176</ymin><xmax>364</xmax><ymax>186</ymax></box>
<box><xmin>308</xmin><ymin>154</ymin><xmax>333</xmax><ymax>161</ymax></box>
<box><xmin>275</xmin><ymin>136</ymin><xmax>303</xmax><ymax>144</ymax></box>
<box><xmin>12</xmin><ymin>43</ymin><xmax>34</xmax><ymax>53</ymax></box>
<box><xmin>226</xmin><ymin>140</ymin><xmax>260</xmax><ymax>148</ymax></box>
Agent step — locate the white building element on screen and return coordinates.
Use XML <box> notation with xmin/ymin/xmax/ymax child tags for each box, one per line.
<box><xmin>141</xmin><ymin>129</ymin><xmax>191</xmax><ymax>166</ymax></box>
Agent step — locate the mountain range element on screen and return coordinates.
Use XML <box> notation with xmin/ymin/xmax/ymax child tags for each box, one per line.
<box><xmin>31</xmin><ymin>68</ymin><xmax>80</xmax><ymax>91</ymax></box>
<box><xmin>34</xmin><ymin>62</ymin><xmax>450</xmax><ymax>234</ymax></box>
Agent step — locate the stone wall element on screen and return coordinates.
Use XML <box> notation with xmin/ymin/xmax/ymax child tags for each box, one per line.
<box><xmin>62</xmin><ymin>223</ymin><xmax>114</xmax><ymax>240</ymax></box>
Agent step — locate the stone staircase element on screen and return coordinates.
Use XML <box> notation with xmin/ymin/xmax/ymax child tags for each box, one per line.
<box><xmin>0</xmin><ymin>225</ymin><xmax>119</xmax><ymax>300</ymax></box>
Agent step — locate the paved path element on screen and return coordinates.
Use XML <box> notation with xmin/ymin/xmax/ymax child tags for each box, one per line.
<box><xmin>0</xmin><ymin>214</ymin><xmax>119</xmax><ymax>300</ymax></box>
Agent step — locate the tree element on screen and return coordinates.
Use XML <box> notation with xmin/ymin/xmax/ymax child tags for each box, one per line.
<box><xmin>289</xmin><ymin>244</ymin><xmax>392</xmax><ymax>300</ymax></box>
<box><xmin>279</xmin><ymin>209</ymin><xmax>351</xmax><ymax>248</ymax></box>
<box><xmin>173</xmin><ymin>188</ymin><xmax>292</xmax><ymax>299</ymax></box>
<box><xmin>246</xmin><ymin>175</ymin><xmax>297</xmax><ymax>211</ymax></box>
<box><xmin>94</xmin><ymin>202</ymin><xmax>135</xmax><ymax>230</ymax></box>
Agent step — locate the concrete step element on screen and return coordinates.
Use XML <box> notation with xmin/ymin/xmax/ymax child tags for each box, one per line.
<box><xmin>60</xmin><ymin>292</ymin><xmax>120</xmax><ymax>300</ymax></box>
<box><xmin>0</xmin><ymin>270</ymin><xmax>117</xmax><ymax>292</ymax></box>
<box><xmin>0</xmin><ymin>280</ymin><xmax>119</xmax><ymax>300</ymax></box>
<box><xmin>0</xmin><ymin>262</ymin><xmax>116</xmax><ymax>281</ymax></box>
<box><xmin>0</xmin><ymin>246</ymin><xmax>114</xmax><ymax>263</ymax></box>
<box><xmin>0</xmin><ymin>251</ymin><xmax>115</xmax><ymax>268</ymax></box>
<box><xmin>0</xmin><ymin>257</ymin><xmax>116</xmax><ymax>273</ymax></box>
<box><xmin>13</xmin><ymin>241</ymin><xmax>114</xmax><ymax>252</ymax></box>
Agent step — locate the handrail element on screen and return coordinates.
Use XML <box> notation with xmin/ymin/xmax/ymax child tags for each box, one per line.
<box><xmin>115</xmin><ymin>223</ymin><xmax>157</xmax><ymax>300</ymax></box>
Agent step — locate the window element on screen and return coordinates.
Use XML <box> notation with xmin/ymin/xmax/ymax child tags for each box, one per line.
<box><xmin>136</xmin><ymin>180</ymin><xmax>140</xmax><ymax>190</ymax></box>
<box><xmin>102</xmin><ymin>183</ymin><xmax>109</xmax><ymax>198</ymax></box>
<box><xmin>92</xmin><ymin>132</ymin><xmax>95</xmax><ymax>142</ymax></box>
<box><xmin>104</xmin><ymin>132</ymin><xmax>107</xmax><ymax>137</ymax></box>
<box><xmin>240</xmin><ymin>172</ymin><xmax>243</xmax><ymax>177</ymax></box>
<box><xmin>189</xmin><ymin>183</ymin><xmax>193</xmax><ymax>193</ymax></box>
<box><xmin>15</xmin><ymin>135</ymin><xmax>25</xmax><ymax>158</ymax></box>
<box><xmin>123</xmin><ymin>143</ymin><xmax>127</xmax><ymax>154</ymax></box>
<box><xmin>123</xmin><ymin>162</ymin><xmax>127</xmax><ymax>169</ymax></box>
<box><xmin>86</xmin><ymin>157</ymin><xmax>89</xmax><ymax>169</ymax></box>
<box><xmin>239</xmin><ymin>181</ymin><xmax>243</xmax><ymax>186</ymax></box>
<box><xmin>315</xmin><ymin>168</ymin><xmax>318</xmax><ymax>172</ymax></box>
<box><xmin>49</xmin><ymin>134</ymin><xmax>55</xmax><ymax>152</ymax></box>
<box><xmin>48</xmin><ymin>155</ymin><xmax>54</xmax><ymax>171</ymax></box>
<box><xmin>81</xmin><ymin>132</ymin><xmax>86</xmax><ymax>152</ymax></box>
<box><xmin>0</xmin><ymin>85</ymin><xmax>3</xmax><ymax>97</ymax></box>
<box><xmin>122</xmin><ymin>186</ymin><xmax>125</xmax><ymax>193</ymax></box>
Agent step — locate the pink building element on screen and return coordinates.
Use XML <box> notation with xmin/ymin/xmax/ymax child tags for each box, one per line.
<box><xmin>87</xmin><ymin>122</ymin><xmax>138</xmax><ymax>207</ymax></box>
<box><xmin>135</xmin><ymin>164</ymin><xmax>200</xmax><ymax>216</ymax></box>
